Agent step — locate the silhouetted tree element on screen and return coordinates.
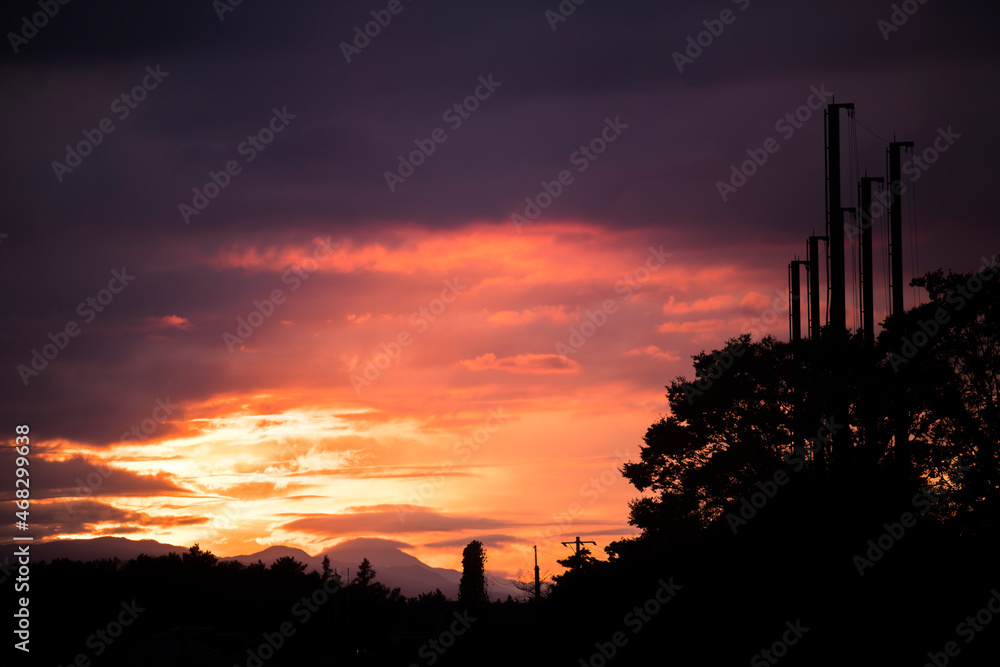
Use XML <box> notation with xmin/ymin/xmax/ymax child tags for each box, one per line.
<box><xmin>183</xmin><ymin>543</ymin><xmax>217</xmax><ymax>568</ymax></box>
<box><xmin>612</xmin><ymin>263</ymin><xmax>1000</xmax><ymax>556</ymax></box>
<box><xmin>349</xmin><ymin>557</ymin><xmax>391</xmax><ymax>601</ymax></box>
<box><xmin>458</xmin><ymin>540</ymin><xmax>488</xmax><ymax>606</ymax></box>
<box><xmin>885</xmin><ymin>265</ymin><xmax>1000</xmax><ymax>532</ymax></box>
<box><xmin>556</xmin><ymin>545</ymin><xmax>596</xmax><ymax>571</ymax></box>
<box><xmin>512</xmin><ymin>575</ymin><xmax>551</xmax><ymax>601</ymax></box>
<box><xmin>269</xmin><ymin>555</ymin><xmax>307</xmax><ymax>576</ymax></box>
<box><xmin>352</xmin><ymin>557</ymin><xmax>377</xmax><ymax>587</ymax></box>
<box><xmin>615</xmin><ymin>333</ymin><xmax>801</xmax><ymax>545</ymax></box>
<box><xmin>416</xmin><ymin>588</ymin><xmax>447</xmax><ymax>603</ymax></box>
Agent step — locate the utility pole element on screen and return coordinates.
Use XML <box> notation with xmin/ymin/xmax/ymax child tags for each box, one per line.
<box><xmin>858</xmin><ymin>177</ymin><xmax>883</xmax><ymax>459</ymax></box>
<box><xmin>789</xmin><ymin>258</ymin><xmax>807</xmax><ymax>474</ymax></box>
<box><xmin>561</xmin><ymin>536</ymin><xmax>596</xmax><ymax>556</ymax></box>
<box><xmin>534</xmin><ymin>545</ymin><xmax>541</xmax><ymax>603</ymax></box>
<box><xmin>807</xmin><ymin>235</ymin><xmax>828</xmax><ymax>338</ymax></box>
<box><xmin>859</xmin><ymin>177</ymin><xmax>884</xmax><ymax>352</ymax></box>
<box><xmin>889</xmin><ymin>140</ymin><xmax>915</xmax><ymax>479</ymax></box>
<box><xmin>825</xmin><ymin>102</ymin><xmax>855</xmax><ymax>479</ymax></box>
<box><xmin>789</xmin><ymin>260</ymin><xmax>807</xmax><ymax>343</ymax></box>
<box><xmin>888</xmin><ymin>142</ymin><xmax>914</xmax><ymax>322</ymax></box>
<box><xmin>826</xmin><ymin>102</ymin><xmax>855</xmax><ymax>335</ymax></box>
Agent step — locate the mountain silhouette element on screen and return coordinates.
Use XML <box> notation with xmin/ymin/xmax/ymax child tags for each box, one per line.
<box><xmin>22</xmin><ymin>536</ymin><xmax>185</xmax><ymax>561</ymax></box>
<box><xmin>17</xmin><ymin>536</ymin><xmax>520</xmax><ymax>599</ymax></box>
<box><xmin>222</xmin><ymin>544</ymin><xmax>315</xmax><ymax>567</ymax></box>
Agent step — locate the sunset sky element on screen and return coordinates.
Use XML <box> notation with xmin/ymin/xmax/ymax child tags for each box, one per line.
<box><xmin>1</xmin><ymin>0</ymin><xmax>998</xmax><ymax>584</ymax></box>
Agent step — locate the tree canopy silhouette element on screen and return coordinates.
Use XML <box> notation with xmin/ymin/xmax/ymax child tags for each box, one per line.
<box><xmin>458</xmin><ymin>539</ymin><xmax>488</xmax><ymax>606</ymax></box>
<box><xmin>352</xmin><ymin>556</ymin><xmax>377</xmax><ymax>587</ymax></box>
<box><xmin>182</xmin><ymin>542</ymin><xmax>217</xmax><ymax>568</ymax></box>
<box><xmin>270</xmin><ymin>554</ymin><xmax>308</xmax><ymax>576</ymax></box>
<box><xmin>556</xmin><ymin>545</ymin><xmax>597</xmax><ymax>571</ymax></box>
<box><xmin>612</xmin><ymin>264</ymin><xmax>1000</xmax><ymax>558</ymax></box>
<box><xmin>887</xmin><ymin>265</ymin><xmax>1000</xmax><ymax>532</ymax></box>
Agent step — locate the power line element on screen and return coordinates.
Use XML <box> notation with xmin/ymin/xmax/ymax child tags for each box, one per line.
<box><xmin>855</xmin><ymin>115</ymin><xmax>891</xmax><ymax>145</ymax></box>
<box><xmin>908</xmin><ymin>169</ymin><xmax>921</xmax><ymax>305</ymax></box>
<box><xmin>851</xmin><ymin>215</ymin><xmax>859</xmax><ymax>332</ymax></box>
<box><xmin>560</xmin><ymin>536</ymin><xmax>596</xmax><ymax>556</ymax></box>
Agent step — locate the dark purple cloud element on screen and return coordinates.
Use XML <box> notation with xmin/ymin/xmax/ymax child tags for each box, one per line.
<box><xmin>0</xmin><ymin>450</ymin><xmax>189</xmax><ymax>500</ymax></box>
<box><xmin>16</xmin><ymin>499</ymin><xmax>207</xmax><ymax>539</ymax></box>
<box><xmin>1</xmin><ymin>0</ymin><xmax>997</xmax><ymax>447</ymax></box>
<box><xmin>423</xmin><ymin>533</ymin><xmax>523</xmax><ymax>549</ymax></box>
<box><xmin>283</xmin><ymin>505</ymin><xmax>513</xmax><ymax>535</ymax></box>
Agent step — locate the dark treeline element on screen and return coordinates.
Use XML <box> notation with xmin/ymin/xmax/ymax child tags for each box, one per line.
<box><xmin>22</xmin><ymin>549</ymin><xmax>476</xmax><ymax>666</ymax></box>
<box><xmin>16</xmin><ymin>264</ymin><xmax>1000</xmax><ymax>666</ymax></box>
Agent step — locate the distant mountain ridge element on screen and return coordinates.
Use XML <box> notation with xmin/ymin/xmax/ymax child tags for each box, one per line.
<box><xmin>222</xmin><ymin>537</ymin><xmax>463</xmax><ymax>598</ymax></box>
<box><xmin>223</xmin><ymin>544</ymin><xmax>315</xmax><ymax>566</ymax></box>
<box><xmin>10</xmin><ymin>536</ymin><xmax>518</xmax><ymax>599</ymax></box>
<box><xmin>20</xmin><ymin>536</ymin><xmax>186</xmax><ymax>562</ymax></box>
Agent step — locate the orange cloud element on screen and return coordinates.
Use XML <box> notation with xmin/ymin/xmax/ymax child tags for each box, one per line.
<box><xmin>155</xmin><ymin>314</ymin><xmax>192</xmax><ymax>329</ymax></box>
<box><xmin>31</xmin><ymin>220</ymin><xmax>801</xmax><ymax>575</ymax></box>
<box><xmin>485</xmin><ymin>306</ymin><xmax>572</xmax><ymax>326</ymax></box>
<box><xmin>459</xmin><ymin>353</ymin><xmax>580</xmax><ymax>374</ymax></box>
<box><xmin>661</xmin><ymin>294</ymin><xmax>737</xmax><ymax>315</ymax></box>
<box><xmin>626</xmin><ymin>345</ymin><xmax>680</xmax><ymax>361</ymax></box>
<box><xmin>27</xmin><ymin>499</ymin><xmax>208</xmax><ymax>540</ymax></box>
<box><xmin>656</xmin><ymin>319</ymin><xmax>727</xmax><ymax>333</ymax></box>
<box><xmin>740</xmin><ymin>291</ymin><xmax>774</xmax><ymax>310</ymax></box>
<box><xmin>283</xmin><ymin>506</ymin><xmax>513</xmax><ymax>535</ymax></box>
